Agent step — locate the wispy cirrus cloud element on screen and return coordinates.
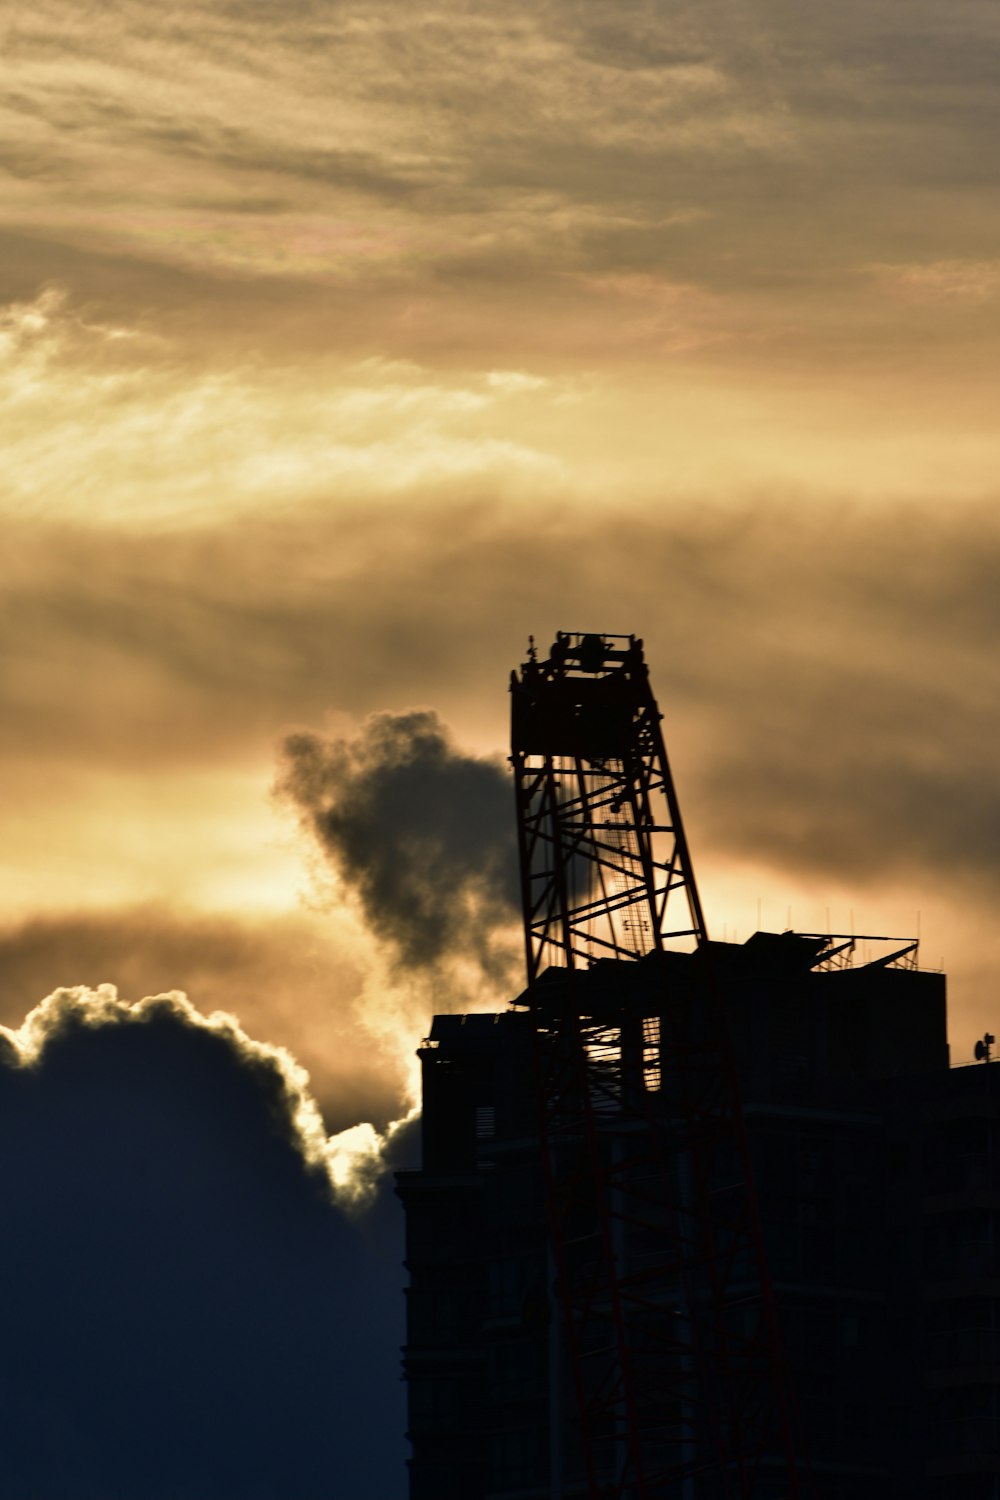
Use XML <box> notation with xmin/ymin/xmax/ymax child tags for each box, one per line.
<box><xmin>871</xmin><ymin>258</ymin><xmax>1000</xmax><ymax>304</ymax></box>
<box><xmin>6</xmin><ymin>0</ymin><xmax>1000</xmax><ymax>373</ymax></box>
<box><xmin>0</xmin><ymin>288</ymin><xmax>569</xmax><ymax>528</ymax></box>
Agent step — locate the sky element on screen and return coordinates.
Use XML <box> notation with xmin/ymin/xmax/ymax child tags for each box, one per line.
<box><xmin>5</xmin><ymin>0</ymin><xmax>1000</xmax><ymax>1492</ymax></box>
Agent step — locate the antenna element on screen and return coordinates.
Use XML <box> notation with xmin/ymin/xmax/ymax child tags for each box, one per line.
<box><xmin>974</xmin><ymin>1033</ymin><xmax>995</xmax><ymax>1064</ymax></box>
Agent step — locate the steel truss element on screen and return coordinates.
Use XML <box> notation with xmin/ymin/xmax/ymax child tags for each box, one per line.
<box><xmin>510</xmin><ymin>633</ymin><xmax>706</xmax><ymax>981</ymax></box>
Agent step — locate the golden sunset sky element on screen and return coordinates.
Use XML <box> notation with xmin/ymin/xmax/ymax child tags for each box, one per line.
<box><xmin>5</xmin><ymin>0</ymin><xmax>1000</xmax><ymax>1141</ymax></box>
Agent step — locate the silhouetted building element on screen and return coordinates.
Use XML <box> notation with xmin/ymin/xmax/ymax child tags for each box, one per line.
<box><xmin>397</xmin><ymin>634</ymin><xmax>999</xmax><ymax>1498</ymax></box>
<box><xmin>398</xmin><ymin>937</ymin><xmax>1000</xmax><ymax>1499</ymax></box>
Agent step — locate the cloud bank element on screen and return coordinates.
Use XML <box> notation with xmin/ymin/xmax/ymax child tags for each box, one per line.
<box><xmin>0</xmin><ymin>983</ymin><xmax>410</xmax><ymax>1498</ymax></box>
<box><xmin>6</xmin><ymin>0</ymin><xmax>1000</xmax><ymax>379</ymax></box>
<box><xmin>2</xmin><ymin>983</ymin><xmax>390</xmax><ymax>1208</ymax></box>
<box><xmin>0</xmin><ymin>907</ymin><xmax>405</xmax><ymax>1134</ymax></box>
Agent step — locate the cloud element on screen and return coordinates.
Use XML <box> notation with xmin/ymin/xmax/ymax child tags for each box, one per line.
<box><xmin>2</xmin><ymin>983</ymin><xmax>394</xmax><ymax>1207</ymax></box>
<box><xmin>6</xmin><ymin>0</ymin><xmax>1000</xmax><ymax>375</ymax></box>
<box><xmin>0</xmin><ymin>907</ymin><xmax>407</xmax><ymax>1134</ymax></box>
<box><xmin>5</xmin><ymin>483</ymin><xmax>1000</xmax><ymax>771</ymax></box>
<box><xmin>485</xmin><ymin>368</ymin><xmax>549</xmax><ymax>393</ymax></box>
<box><xmin>277</xmin><ymin>710</ymin><xmax>520</xmax><ymax>986</ymax></box>
<box><xmin>0</xmin><ymin>985</ymin><xmax>408</xmax><ymax>1498</ymax></box>
<box><xmin>871</xmin><ymin>258</ymin><xmax>1000</xmax><ymax>304</ymax></box>
<box><xmin>14</xmin><ymin>480</ymin><xmax>1000</xmax><ymax>1067</ymax></box>
<box><xmin>250</xmin><ymin>496</ymin><xmax>1000</xmax><ymax>925</ymax></box>
<box><xmin>0</xmin><ymin>288</ymin><xmax>570</xmax><ymax>531</ymax></box>
<box><xmin>4</xmin><ymin>381</ymin><xmax>1000</xmax><ymax>1048</ymax></box>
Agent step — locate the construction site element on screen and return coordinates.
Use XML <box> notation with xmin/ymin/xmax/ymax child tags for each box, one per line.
<box><xmin>396</xmin><ymin>632</ymin><xmax>1000</xmax><ymax>1500</ymax></box>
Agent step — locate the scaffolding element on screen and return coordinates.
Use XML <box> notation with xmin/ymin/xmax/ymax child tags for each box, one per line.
<box><xmin>510</xmin><ymin>633</ymin><xmax>807</xmax><ymax>1498</ymax></box>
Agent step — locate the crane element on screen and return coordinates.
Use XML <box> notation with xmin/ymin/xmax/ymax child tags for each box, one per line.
<box><xmin>510</xmin><ymin>632</ymin><xmax>807</xmax><ymax>1499</ymax></box>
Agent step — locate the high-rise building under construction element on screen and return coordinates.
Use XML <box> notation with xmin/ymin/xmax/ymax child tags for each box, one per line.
<box><xmin>396</xmin><ymin>633</ymin><xmax>999</xmax><ymax>1500</ymax></box>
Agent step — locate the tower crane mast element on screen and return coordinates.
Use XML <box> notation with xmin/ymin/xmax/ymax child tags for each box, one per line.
<box><xmin>510</xmin><ymin>632</ymin><xmax>806</xmax><ymax>1499</ymax></box>
<box><xmin>511</xmin><ymin>632</ymin><xmax>707</xmax><ymax>978</ymax></box>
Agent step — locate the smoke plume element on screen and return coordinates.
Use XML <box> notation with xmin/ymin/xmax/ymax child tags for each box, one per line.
<box><xmin>277</xmin><ymin>709</ymin><xmax>520</xmax><ymax>985</ymax></box>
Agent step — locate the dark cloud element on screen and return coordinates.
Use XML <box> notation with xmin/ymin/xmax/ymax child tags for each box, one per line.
<box><xmin>277</xmin><ymin>710</ymin><xmax>519</xmax><ymax>978</ymax></box>
<box><xmin>647</xmin><ymin>506</ymin><xmax>1000</xmax><ymax>902</ymax></box>
<box><xmin>0</xmin><ymin>909</ymin><xmax>403</xmax><ymax>1134</ymax></box>
<box><xmin>693</xmin><ymin>646</ymin><xmax>1000</xmax><ymax>896</ymax></box>
<box><xmin>0</xmin><ymin>989</ymin><xmax>406</xmax><ymax>1498</ymax></box>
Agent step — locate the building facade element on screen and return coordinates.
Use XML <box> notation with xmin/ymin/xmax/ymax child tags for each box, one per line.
<box><xmin>397</xmin><ymin>932</ymin><xmax>1000</xmax><ymax>1498</ymax></box>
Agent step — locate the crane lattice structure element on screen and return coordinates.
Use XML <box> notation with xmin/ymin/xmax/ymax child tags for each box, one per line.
<box><xmin>510</xmin><ymin>632</ymin><xmax>807</xmax><ymax>1500</ymax></box>
<box><xmin>511</xmin><ymin>631</ymin><xmax>707</xmax><ymax>978</ymax></box>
